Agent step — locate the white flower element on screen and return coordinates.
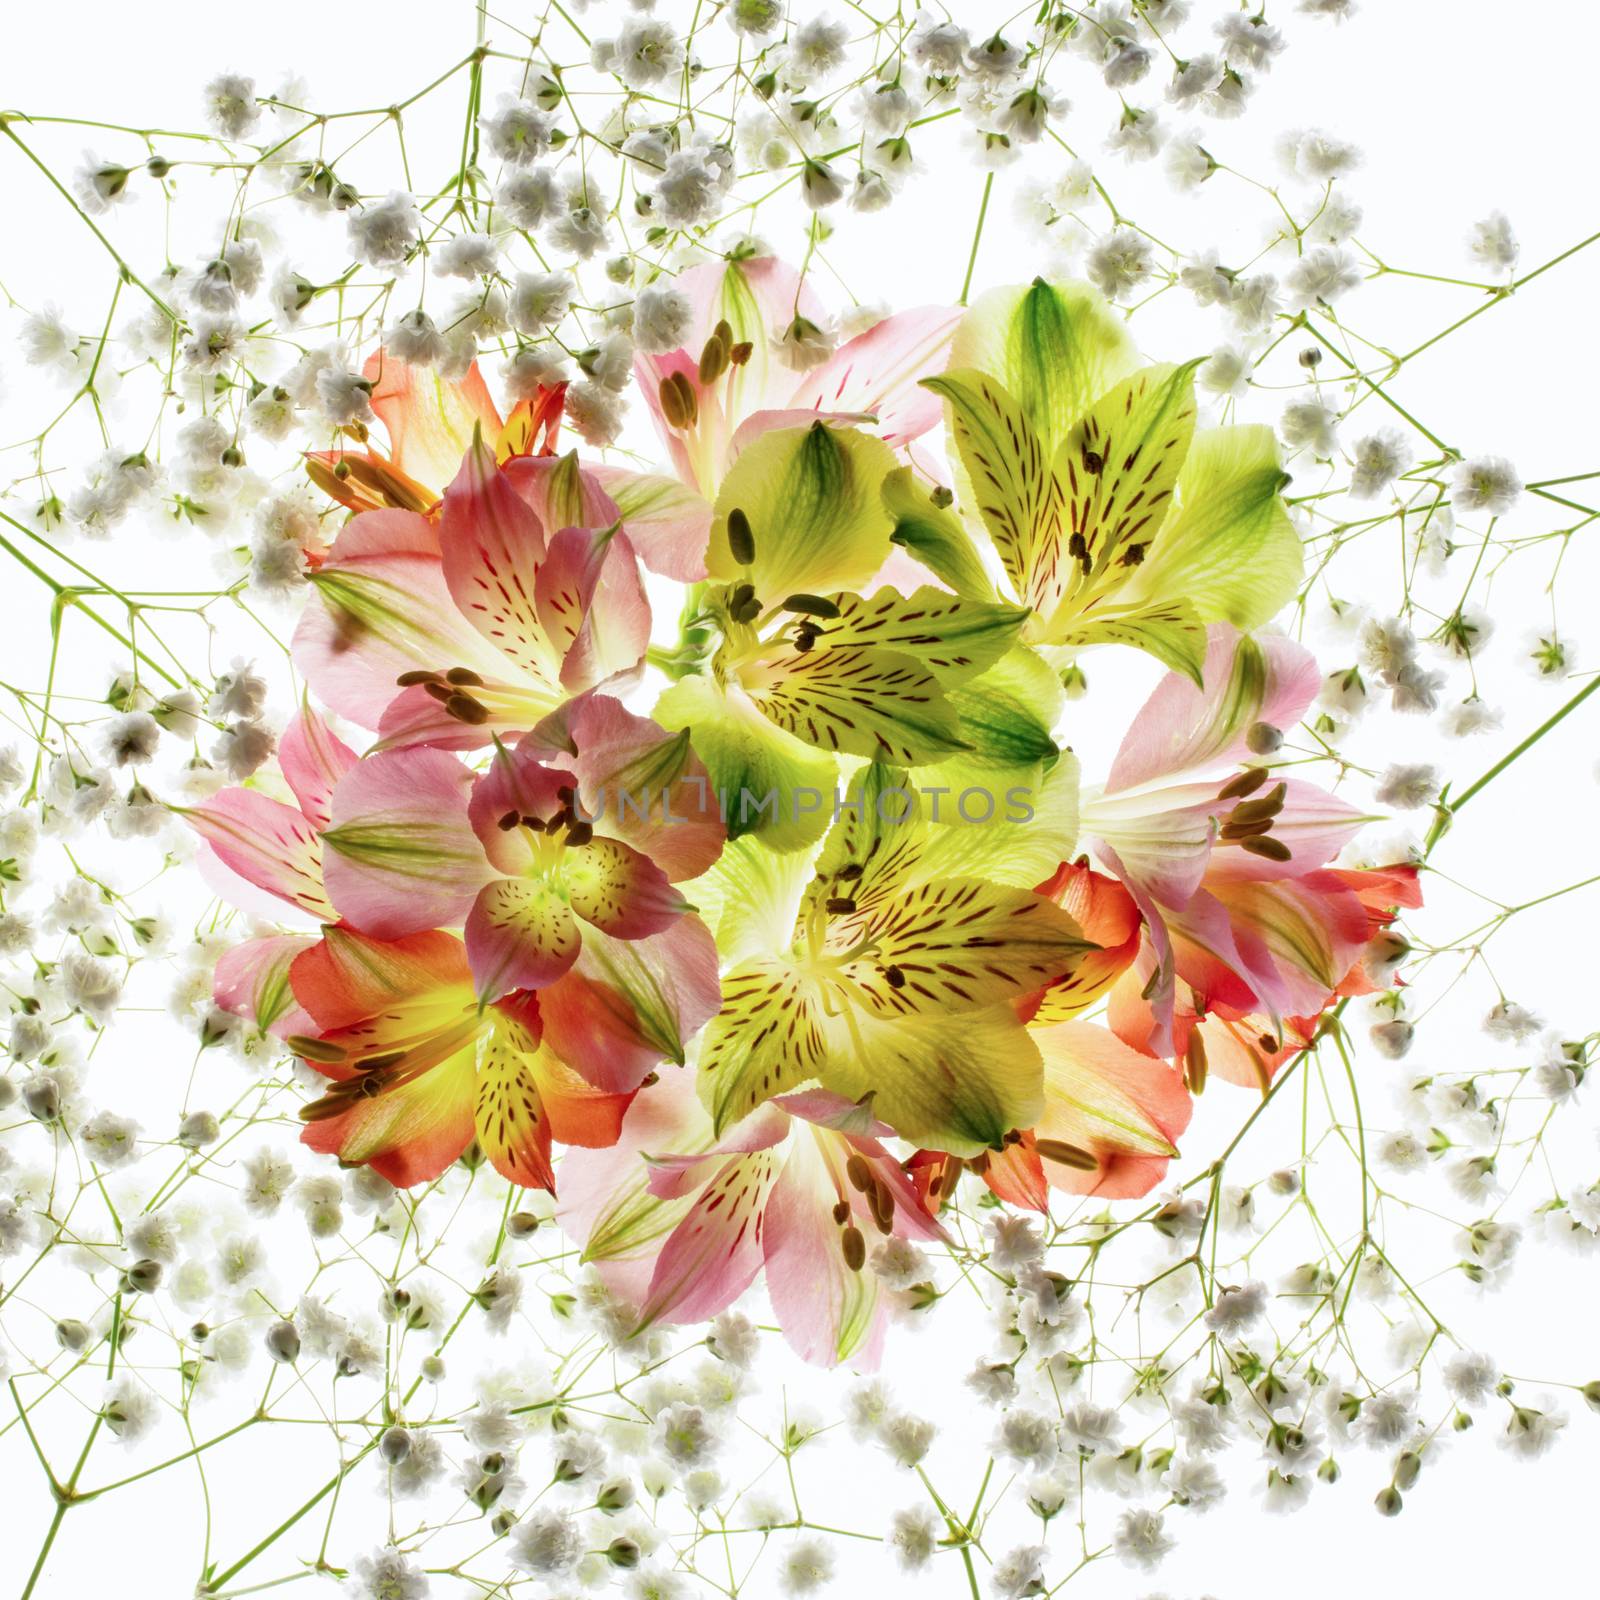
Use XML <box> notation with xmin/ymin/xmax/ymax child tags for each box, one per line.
<box><xmin>653</xmin><ymin>1401</ymin><xmax>720</xmax><ymax>1468</ymax></box>
<box><xmin>510</xmin><ymin>1507</ymin><xmax>584</xmax><ymax>1577</ymax></box>
<box><xmin>480</xmin><ymin>96</ymin><xmax>554</xmax><ymax>166</ymax></box>
<box><xmin>1355</xmin><ymin>1389</ymin><xmax>1418</xmax><ymax>1447</ymax></box>
<box><xmin>1375</xmin><ymin>763</ymin><xmax>1439</xmax><ymax>810</ymax></box>
<box><xmin>1106</xmin><ymin>106</ymin><xmax>1166</xmax><ymax>161</ymax></box>
<box><xmin>778</xmin><ymin>1535</ymin><xmax>834</xmax><ymax>1593</ymax></box>
<box><xmin>726</xmin><ymin>0</ymin><xmax>784</xmax><ymax>37</ymax></box>
<box><xmin>314</xmin><ymin>363</ymin><xmax>375</xmax><ymax>426</ymax></box>
<box><xmin>887</xmin><ymin>1505</ymin><xmax>939</xmax><ymax>1570</ymax></box>
<box><xmin>992</xmin><ymin>1409</ymin><xmax>1060</xmax><ymax>1472</ymax></box>
<box><xmin>384</xmin><ymin>310</ymin><xmax>446</xmax><ymax>368</ymax></box>
<box><xmin>1200</xmin><ymin>345</ymin><xmax>1251</xmax><ymax>400</ymax></box>
<box><xmin>1443</xmin><ymin>1351</ymin><xmax>1500</xmax><ymax>1404</ymax></box>
<box><xmin>1440</xmin><ymin>698</ymin><xmax>1502</xmax><ymax>738</ymax></box>
<box><xmin>1279</xmin><ymin>127</ymin><xmax>1361</xmax><ymax>182</ymax></box>
<box><xmin>707</xmin><ymin>1310</ymin><xmax>759</xmax><ymax>1368</ymax></box>
<box><xmin>800</xmin><ymin>158</ymin><xmax>846</xmax><ymax>210</ymax></box>
<box><xmin>510</xmin><ymin>271</ymin><xmax>573</xmax><ymax>333</ymax></box>
<box><xmin>1451</xmin><ymin>455</ymin><xmax>1521</xmax><ymax>515</ymax></box>
<box><xmin>870</xmin><ymin>1235</ymin><xmax>928</xmax><ymax>1288</ymax></box>
<box><xmin>102</xmin><ymin>1376</ymin><xmax>159</xmax><ymax>1441</ymax></box>
<box><xmin>631</xmin><ymin>282</ymin><xmax>691</xmax><ymax>354</ymax></box>
<box><xmin>205</xmin><ymin>73</ymin><xmax>259</xmax><ymax>140</ymax></box>
<box><xmin>62</xmin><ymin>952</ymin><xmax>122</xmax><ymax>1024</ymax></box>
<box><xmin>432</xmin><ymin>232</ymin><xmax>501</xmax><ymax>280</ymax></box>
<box><xmin>497</xmin><ymin>168</ymin><xmax>558</xmax><ymax>230</ymax></box>
<box><xmin>1523</xmin><ymin>629</ymin><xmax>1577</xmax><ymax>682</ymax></box>
<box><xmin>1349</xmin><ymin>429</ymin><xmax>1414</xmax><ymax>498</ymax></box>
<box><xmin>1061</xmin><ymin>1401</ymin><xmax>1121</xmax><ymax>1457</ymax></box>
<box><xmin>1163</xmin><ymin>1456</ymin><xmax>1226</xmax><ymax>1511</ymax></box>
<box><xmin>1112</xmin><ymin>1507</ymin><xmax>1174</xmax><ymax>1570</ymax></box>
<box><xmin>788</xmin><ymin>16</ymin><xmax>849</xmax><ymax>83</ymax></box>
<box><xmin>347</xmin><ymin>1547</ymin><xmax>429</xmax><ymax>1600</ymax></box>
<box><xmin>1217</xmin><ymin>13</ymin><xmax>1286</xmax><ymax>70</ymax></box>
<box><xmin>241</xmin><ymin>1147</ymin><xmax>296</xmax><ymax>1215</ymax></box>
<box><xmin>1205</xmin><ymin>1281</ymin><xmax>1268</xmax><ymax>1336</ymax></box>
<box><xmin>1085</xmin><ymin>227</ymin><xmax>1155</xmax><ymax>300</ymax></box>
<box><xmin>348</xmin><ymin>192</ymin><xmax>421</xmax><ymax>269</ymax></box>
<box><xmin>1285</xmin><ymin>245</ymin><xmax>1363</xmax><ymax>310</ymax></box>
<box><xmin>81</xmin><ymin>1110</ymin><xmax>140</xmax><ymax>1167</ymax></box>
<box><xmin>1469</xmin><ymin>211</ymin><xmax>1519</xmax><ymax>276</ymax></box>
<box><xmin>880</xmin><ymin>1412</ymin><xmax>936</xmax><ymax>1467</ymax></box>
<box><xmin>1502</xmin><ymin>1401</ymin><xmax>1567</xmax><ymax>1459</ymax></box>
<box><xmin>563</xmin><ymin>380</ymin><xmax>625</xmax><ymax>446</ymax></box>
<box><xmin>966</xmin><ymin>1360</ymin><xmax>1019</xmax><ymax>1406</ymax></box>
<box><xmin>102</xmin><ymin>711</ymin><xmax>162</xmax><ymax>766</ymax></box>
<box><xmin>990</xmin><ymin>1544</ymin><xmax>1046</xmax><ymax>1599</ymax></box>
<box><xmin>1484</xmin><ymin>1000</ymin><xmax>1543</xmax><ymax>1042</ymax></box>
<box><xmin>1280</xmin><ymin>399</ymin><xmax>1340</xmax><ymax>458</ymax></box>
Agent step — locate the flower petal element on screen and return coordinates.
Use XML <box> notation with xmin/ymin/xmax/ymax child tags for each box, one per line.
<box><xmin>322</xmin><ymin>747</ymin><xmax>487</xmax><ymax>936</ymax></box>
<box><xmin>465</xmin><ymin>876</ymin><xmax>583</xmax><ymax>999</ymax></box>
<box><xmin>368</xmin><ymin>352</ymin><xmax>502</xmax><ymax>493</ymax></box>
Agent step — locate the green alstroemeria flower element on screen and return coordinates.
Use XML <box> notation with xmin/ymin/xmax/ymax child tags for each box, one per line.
<box><xmin>912</xmin><ymin>278</ymin><xmax>1304</xmax><ymax>684</ymax></box>
<box><xmin>655</xmin><ymin>418</ymin><xmax>1046</xmax><ymax>849</ymax></box>
<box><xmin>687</xmin><ymin>758</ymin><xmax>1089</xmax><ymax>1156</ymax></box>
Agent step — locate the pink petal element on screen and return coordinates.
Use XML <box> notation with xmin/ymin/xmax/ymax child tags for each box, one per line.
<box><xmin>568</xmin><ymin>695</ymin><xmax>725</xmax><ymax>881</ymax></box>
<box><xmin>565</xmin><ymin>837</ymin><xmax>689</xmax><ymax>940</ymax></box>
<box><xmin>637</xmin><ymin>1149</ymin><xmax>782</xmax><ymax>1327</ymax></box>
<box><xmin>534</xmin><ymin>524</ymin><xmax>651</xmax><ymax>693</ymax></box>
<box><xmin>185</xmin><ymin>788</ymin><xmax>335</xmax><ymax>919</ymax></box>
<box><xmin>464</xmin><ymin>876</ymin><xmax>582</xmax><ymax>999</ymax></box>
<box><xmin>539</xmin><ymin>916</ymin><xmax>723</xmax><ymax>1093</ymax></box>
<box><xmin>367</xmin><ymin>352</ymin><xmax>502</xmax><ymax>493</ymax></box>
<box><xmin>762</xmin><ymin>1134</ymin><xmax>886</xmax><ymax>1369</ymax></box>
<box><xmin>277</xmin><ymin>705</ymin><xmax>358</xmax><ymax>830</ymax></box>
<box><xmin>1108</xmin><ymin>625</ymin><xmax>1322</xmax><ymax>792</ymax></box>
<box><xmin>292</xmin><ymin>509</ymin><xmax>507</xmax><ymax>729</ymax></box>
<box><xmin>438</xmin><ymin>435</ymin><xmax>561</xmax><ymax>686</ymax></box>
<box><xmin>587</xmin><ymin>463</ymin><xmax>712</xmax><ymax>582</ymax></box>
<box><xmin>784</xmin><ymin>305</ymin><xmax>963</xmax><ymax>447</ymax></box>
<box><xmin>322</xmin><ymin>747</ymin><xmax>487</xmax><ymax>936</ymax></box>
<box><xmin>213</xmin><ymin>934</ymin><xmax>317</xmax><ymax>1036</ymax></box>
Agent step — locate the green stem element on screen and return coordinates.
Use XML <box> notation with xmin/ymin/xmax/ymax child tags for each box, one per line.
<box><xmin>958</xmin><ymin>172</ymin><xmax>994</xmax><ymax>307</ymax></box>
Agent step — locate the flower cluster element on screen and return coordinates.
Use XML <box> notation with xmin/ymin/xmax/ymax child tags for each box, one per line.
<box><xmin>2</xmin><ymin>3</ymin><xmax>1597</xmax><ymax>1597</ymax></box>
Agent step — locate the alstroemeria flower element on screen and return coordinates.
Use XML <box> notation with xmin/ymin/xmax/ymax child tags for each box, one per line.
<box><xmin>910</xmin><ymin>1018</ymin><xmax>1193</xmax><ymax>1210</ymax></box>
<box><xmin>1107</xmin><ymin>860</ymin><xmax>1422</xmax><ymax>1089</ymax></box>
<box><xmin>599</xmin><ymin>255</ymin><xmax>962</xmax><ymax>581</ymax></box>
<box><xmin>686</xmin><ymin>759</ymin><xmax>1091</xmax><ymax>1154</ymax></box>
<box><xmin>920</xmin><ymin>278</ymin><xmax>1304</xmax><ymax>683</ymax></box>
<box><xmin>294</xmin><ymin>434</ymin><xmax>651</xmax><ymax>750</ymax></box>
<box><xmin>653</xmin><ymin>417</ymin><xmax>1040</xmax><ymax>850</ymax></box>
<box><xmin>182</xmin><ymin>704</ymin><xmax>358</xmax><ymax>922</ymax></box>
<box><xmin>1080</xmin><ymin>625</ymin><xmax>1397</xmax><ymax>1059</ymax></box>
<box><xmin>304</xmin><ymin>352</ymin><xmax>564</xmax><ymax>516</ymax></box>
<box><xmin>282</xmin><ymin>924</ymin><xmax>635</xmax><ymax>1189</ymax></box>
<box><xmin>319</xmin><ymin>695</ymin><xmax>723</xmax><ymax>1008</ymax></box>
<box><xmin>557</xmin><ymin>1073</ymin><xmax>945</xmax><ymax>1368</ymax></box>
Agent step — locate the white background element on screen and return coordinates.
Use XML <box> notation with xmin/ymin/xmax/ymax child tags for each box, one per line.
<box><xmin>2</xmin><ymin>2</ymin><xmax>1599</xmax><ymax>1597</ymax></box>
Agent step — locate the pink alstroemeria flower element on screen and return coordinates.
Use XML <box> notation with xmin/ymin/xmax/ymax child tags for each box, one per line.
<box><xmin>319</xmin><ymin>694</ymin><xmax>724</xmax><ymax>1010</ymax></box>
<box><xmin>1080</xmin><ymin>624</ymin><xmax>1392</xmax><ymax>1062</ymax></box>
<box><xmin>557</xmin><ymin>1073</ymin><xmax>945</xmax><ymax>1368</ymax></box>
<box><xmin>594</xmin><ymin>255</ymin><xmax>962</xmax><ymax>582</ymax></box>
<box><xmin>294</xmin><ymin>432</ymin><xmax>652</xmax><ymax>751</ymax></box>
<box><xmin>183</xmin><ymin>704</ymin><xmax>358</xmax><ymax>923</ymax></box>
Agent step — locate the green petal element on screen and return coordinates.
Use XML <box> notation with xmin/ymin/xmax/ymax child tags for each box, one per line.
<box><xmin>824</xmin><ymin>1004</ymin><xmax>1047</xmax><ymax>1157</ymax></box>
<box><xmin>653</xmin><ymin>673</ymin><xmax>837</xmax><ymax>852</ymax></box>
<box><xmin>691</xmin><ymin>834</ymin><xmax>818</xmax><ymax>967</ymax></box>
<box><xmin>750</xmin><ymin>642</ymin><xmax>972</xmax><ymax>765</ymax></box>
<box><xmin>699</xmin><ymin>957</ymin><xmax>834</xmax><ymax>1134</ymax></box>
<box><xmin>922</xmin><ymin>368</ymin><xmax>1061</xmax><ymax>599</ymax></box>
<box><xmin>939</xmin><ymin>644</ymin><xmax>1063</xmax><ymax>773</ymax></box>
<box><xmin>913</xmin><ymin>749</ymin><xmax>1081</xmax><ymax>889</ymax></box>
<box><xmin>948</xmin><ymin>278</ymin><xmax>1138</xmax><ymax>457</ymax></box>
<box><xmin>1051</xmin><ymin>597</ymin><xmax>1208</xmax><ymax>685</ymax></box>
<box><xmin>818</xmin><ymin>586</ymin><xmax>1027</xmax><ymax>686</ymax></box>
<box><xmin>707</xmin><ymin>421</ymin><xmax>897</xmax><ymax>601</ymax></box>
<box><xmin>882</xmin><ymin>466</ymin><xmax>998</xmax><ymax>601</ymax></box>
<box><xmin>1121</xmin><ymin>423</ymin><xmax>1304</xmax><ymax>630</ymax></box>
<box><xmin>1029</xmin><ymin>358</ymin><xmax>1201</xmax><ymax>632</ymax></box>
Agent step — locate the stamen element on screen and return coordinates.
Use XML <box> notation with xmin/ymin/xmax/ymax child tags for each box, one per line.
<box><xmin>726</xmin><ymin>507</ymin><xmax>756</xmax><ymax>565</ymax></box>
<box><xmin>1217</xmin><ymin>766</ymin><xmax>1269</xmax><ymax>801</ymax></box>
<box><xmin>1240</xmin><ymin>835</ymin><xmax>1291</xmax><ymax>861</ymax></box>
<box><xmin>1033</xmin><ymin>1138</ymin><xmax>1099</xmax><ymax>1171</ymax></box>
